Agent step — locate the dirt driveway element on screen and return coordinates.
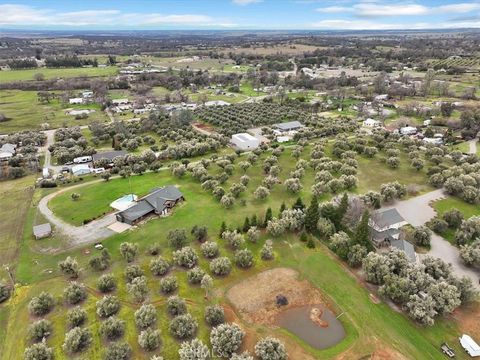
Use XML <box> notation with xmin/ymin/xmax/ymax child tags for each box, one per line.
<box><xmin>387</xmin><ymin>189</ymin><xmax>480</xmax><ymax>288</ymax></box>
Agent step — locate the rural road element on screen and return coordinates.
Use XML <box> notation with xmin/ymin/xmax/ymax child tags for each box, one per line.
<box><xmin>388</xmin><ymin>189</ymin><xmax>480</xmax><ymax>288</ymax></box>
<box><xmin>38</xmin><ymin>179</ymin><xmax>115</xmax><ymax>246</ymax></box>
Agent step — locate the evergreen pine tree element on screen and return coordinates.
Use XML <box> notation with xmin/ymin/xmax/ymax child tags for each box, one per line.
<box><xmin>305</xmin><ymin>196</ymin><xmax>320</xmax><ymax>233</ymax></box>
<box><xmin>354</xmin><ymin>210</ymin><xmax>373</xmax><ymax>251</ymax></box>
<box><xmin>242</xmin><ymin>217</ymin><xmax>250</xmax><ymax>232</ymax></box>
<box><xmin>336</xmin><ymin>193</ymin><xmax>349</xmax><ymax>223</ymax></box>
<box><xmin>321</xmin><ymin>203</ymin><xmax>340</xmax><ymax>229</ymax></box>
<box><xmin>219</xmin><ymin>221</ymin><xmax>227</xmax><ymax>237</ymax></box>
<box><xmin>250</xmin><ymin>214</ymin><xmax>258</xmax><ymax>227</ymax></box>
<box><xmin>263</xmin><ymin>207</ymin><xmax>273</xmax><ymax>227</ymax></box>
<box><xmin>293</xmin><ymin>197</ymin><xmax>305</xmax><ymax>211</ymax></box>
<box><xmin>279</xmin><ymin>202</ymin><xmax>286</xmax><ymax>217</ymax></box>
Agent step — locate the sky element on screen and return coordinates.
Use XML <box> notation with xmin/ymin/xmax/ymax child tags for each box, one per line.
<box><xmin>1</xmin><ymin>0</ymin><xmax>480</xmax><ymax>30</ymax></box>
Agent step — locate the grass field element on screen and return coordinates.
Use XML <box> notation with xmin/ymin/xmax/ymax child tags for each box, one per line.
<box><xmin>0</xmin><ymin>90</ymin><xmax>109</xmax><ymax>133</ymax></box>
<box><xmin>0</xmin><ymin>66</ymin><xmax>118</xmax><ymax>83</ymax></box>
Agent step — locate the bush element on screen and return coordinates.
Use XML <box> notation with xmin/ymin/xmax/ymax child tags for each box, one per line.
<box><xmin>254</xmin><ymin>186</ymin><xmax>270</xmax><ymax>200</ymax></box>
<box><xmin>29</xmin><ymin>292</ymin><xmax>55</xmax><ymax>316</ymax></box>
<box><xmin>246</xmin><ymin>227</ymin><xmax>260</xmax><ymax>243</ymax></box>
<box><xmin>125</xmin><ymin>264</ymin><xmax>144</xmax><ymax>283</ymax></box>
<box><xmin>105</xmin><ymin>342</ymin><xmax>131</xmax><ymax>360</ymax></box>
<box><xmin>63</xmin><ymin>327</ymin><xmax>92</xmax><ymax>354</ymax></box>
<box><xmin>412</xmin><ymin>226</ymin><xmax>432</xmax><ymax>247</ymax></box>
<box><xmin>100</xmin><ymin>316</ymin><xmax>125</xmax><ymax>340</ymax></box>
<box><xmin>210</xmin><ymin>257</ymin><xmax>232</xmax><ymax>276</ymax></box>
<box><xmin>150</xmin><ymin>256</ymin><xmax>170</xmax><ymax>276</ymax></box>
<box><xmin>210</xmin><ymin>323</ymin><xmax>245</xmax><ymax>358</ymax></box>
<box><xmin>67</xmin><ymin>306</ymin><xmax>87</xmax><ymax>328</ymax></box>
<box><xmin>97</xmin><ymin>274</ymin><xmax>117</xmax><ymax>293</ymax></box>
<box><xmin>260</xmin><ymin>243</ymin><xmax>274</xmax><ymax>260</ymax></box>
<box><xmin>187</xmin><ymin>267</ymin><xmax>206</xmax><ymax>284</ymax></box>
<box><xmin>160</xmin><ymin>276</ymin><xmax>178</xmax><ymax>294</ymax></box>
<box><xmin>89</xmin><ymin>249</ymin><xmax>111</xmax><ymax>271</ymax></box>
<box><xmin>191</xmin><ymin>225</ymin><xmax>208</xmax><ymax>242</ymax></box>
<box><xmin>135</xmin><ymin>304</ymin><xmax>157</xmax><ymax>329</ymax></box>
<box><xmin>173</xmin><ymin>246</ymin><xmax>199</xmax><ymax>269</ymax></box>
<box><xmin>169</xmin><ymin>314</ymin><xmax>198</xmax><ymax>339</ymax></box>
<box><xmin>28</xmin><ymin>319</ymin><xmax>52</xmax><ymax>342</ymax></box>
<box><xmin>138</xmin><ymin>328</ymin><xmax>161</xmax><ymax>351</ymax></box>
<box><xmin>168</xmin><ymin>228</ymin><xmax>188</xmax><ymax>249</ymax></box>
<box><xmin>179</xmin><ymin>338</ymin><xmax>210</xmax><ymax>360</ymax></box>
<box><xmin>255</xmin><ymin>337</ymin><xmax>287</xmax><ymax>360</ymax></box>
<box><xmin>430</xmin><ymin>217</ymin><xmax>448</xmax><ymax>234</ymax></box>
<box><xmin>205</xmin><ymin>305</ymin><xmax>225</xmax><ymax>327</ymax></box>
<box><xmin>96</xmin><ymin>295</ymin><xmax>120</xmax><ymax>318</ymax></box>
<box><xmin>64</xmin><ymin>281</ymin><xmax>87</xmax><ymax>305</ymax></box>
<box><xmin>147</xmin><ymin>243</ymin><xmax>161</xmax><ymax>256</ymax></box>
<box><xmin>127</xmin><ymin>276</ymin><xmax>149</xmax><ymax>303</ymax></box>
<box><xmin>201</xmin><ymin>241</ymin><xmax>219</xmax><ymax>259</ymax></box>
<box><xmin>24</xmin><ymin>343</ymin><xmax>54</xmax><ymax>360</ymax></box>
<box><xmin>167</xmin><ymin>295</ymin><xmax>187</xmax><ymax>316</ymax></box>
<box><xmin>443</xmin><ymin>208</ymin><xmax>464</xmax><ymax>228</ymax></box>
<box><xmin>234</xmin><ymin>249</ymin><xmax>254</xmax><ymax>269</ymax></box>
<box><xmin>120</xmin><ymin>242</ymin><xmax>138</xmax><ymax>262</ymax></box>
<box><xmin>58</xmin><ymin>256</ymin><xmax>79</xmax><ymax>279</ymax></box>
<box><xmin>222</xmin><ymin>230</ymin><xmax>245</xmax><ymax>249</ymax></box>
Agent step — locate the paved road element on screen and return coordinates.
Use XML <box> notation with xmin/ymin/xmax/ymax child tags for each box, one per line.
<box><xmin>38</xmin><ymin>180</ymin><xmax>115</xmax><ymax>246</ymax></box>
<box><xmin>469</xmin><ymin>138</ymin><xmax>478</xmax><ymax>155</ymax></box>
<box><xmin>388</xmin><ymin>189</ymin><xmax>480</xmax><ymax>288</ymax></box>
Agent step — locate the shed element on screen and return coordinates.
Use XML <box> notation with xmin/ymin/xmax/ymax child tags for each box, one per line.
<box><xmin>71</xmin><ymin>164</ymin><xmax>91</xmax><ymax>176</ymax></box>
<box><xmin>231</xmin><ymin>133</ymin><xmax>260</xmax><ymax>151</ymax></box>
<box><xmin>33</xmin><ymin>223</ymin><xmax>52</xmax><ymax>239</ymax></box>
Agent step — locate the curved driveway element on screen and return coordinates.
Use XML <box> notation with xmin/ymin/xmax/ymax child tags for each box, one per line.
<box><xmin>387</xmin><ymin>189</ymin><xmax>480</xmax><ymax>288</ymax></box>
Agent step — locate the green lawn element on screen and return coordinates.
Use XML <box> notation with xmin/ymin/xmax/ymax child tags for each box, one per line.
<box><xmin>0</xmin><ymin>66</ymin><xmax>118</xmax><ymax>83</ymax></box>
<box><xmin>0</xmin><ymin>90</ymin><xmax>109</xmax><ymax>133</ymax></box>
<box><xmin>433</xmin><ymin>196</ymin><xmax>480</xmax><ymax>220</ymax></box>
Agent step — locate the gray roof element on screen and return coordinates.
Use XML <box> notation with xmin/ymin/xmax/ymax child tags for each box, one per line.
<box><xmin>391</xmin><ymin>239</ymin><xmax>417</xmax><ymax>262</ymax></box>
<box><xmin>373</xmin><ymin>208</ymin><xmax>405</xmax><ymax>228</ymax></box>
<box><xmin>33</xmin><ymin>223</ymin><xmax>51</xmax><ymax>237</ymax></box>
<box><xmin>118</xmin><ymin>186</ymin><xmax>183</xmax><ymax>222</ymax></box>
<box><xmin>92</xmin><ymin>150</ymin><xmax>127</xmax><ymax>162</ymax></box>
<box><xmin>371</xmin><ymin>227</ymin><xmax>400</xmax><ymax>242</ymax></box>
<box><xmin>0</xmin><ymin>143</ymin><xmax>16</xmax><ymax>154</ymax></box>
<box><xmin>274</xmin><ymin>121</ymin><xmax>304</xmax><ymax>131</ymax></box>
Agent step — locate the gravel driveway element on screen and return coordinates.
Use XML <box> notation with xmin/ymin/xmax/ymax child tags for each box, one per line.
<box><xmin>38</xmin><ymin>180</ymin><xmax>115</xmax><ymax>246</ymax></box>
<box><xmin>387</xmin><ymin>189</ymin><xmax>480</xmax><ymax>288</ymax></box>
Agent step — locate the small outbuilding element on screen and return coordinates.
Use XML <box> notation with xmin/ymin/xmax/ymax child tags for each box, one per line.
<box><xmin>273</xmin><ymin>121</ymin><xmax>304</xmax><ymax>133</ymax></box>
<box><xmin>459</xmin><ymin>334</ymin><xmax>480</xmax><ymax>357</ymax></box>
<box><xmin>33</xmin><ymin>223</ymin><xmax>52</xmax><ymax>240</ymax></box>
<box><xmin>231</xmin><ymin>133</ymin><xmax>260</xmax><ymax>151</ymax></box>
<box><xmin>71</xmin><ymin>164</ymin><xmax>91</xmax><ymax>176</ymax></box>
<box><xmin>363</xmin><ymin>118</ymin><xmax>381</xmax><ymax>127</ymax></box>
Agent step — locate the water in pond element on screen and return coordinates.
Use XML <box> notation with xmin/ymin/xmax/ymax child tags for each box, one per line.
<box><xmin>276</xmin><ymin>305</ymin><xmax>345</xmax><ymax>350</ymax></box>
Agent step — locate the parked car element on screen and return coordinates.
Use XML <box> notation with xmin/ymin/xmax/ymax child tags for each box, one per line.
<box><xmin>441</xmin><ymin>342</ymin><xmax>455</xmax><ymax>358</ymax></box>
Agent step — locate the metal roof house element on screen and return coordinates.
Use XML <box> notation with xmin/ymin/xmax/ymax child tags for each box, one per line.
<box><xmin>92</xmin><ymin>150</ymin><xmax>128</xmax><ymax>165</ymax></box>
<box><xmin>369</xmin><ymin>208</ymin><xmax>408</xmax><ymax>233</ymax></box>
<box><xmin>231</xmin><ymin>133</ymin><xmax>260</xmax><ymax>151</ymax></box>
<box><xmin>33</xmin><ymin>223</ymin><xmax>52</xmax><ymax>240</ymax></box>
<box><xmin>273</xmin><ymin>121</ymin><xmax>304</xmax><ymax>132</ymax></box>
<box><xmin>116</xmin><ymin>186</ymin><xmax>184</xmax><ymax>225</ymax></box>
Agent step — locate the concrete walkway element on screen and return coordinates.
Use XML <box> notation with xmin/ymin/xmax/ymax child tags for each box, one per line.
<box><xmin>38</xmin><ymin>180</ymin><xmax>115</xmax><ymax>246</ymax></box>
<box><xmin>388</xmin><ymin>189</ymin><xmax>480</xmax><ymax>288</ymax></box>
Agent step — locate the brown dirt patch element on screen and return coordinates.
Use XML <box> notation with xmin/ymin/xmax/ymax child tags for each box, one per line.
<box><xmin>454</xmin><ymin>301</ymin><xmax>480</xmax><ymax>336</ymax></box>
<box><xmin>226</xmin><ymin>267</ymin><xmax>327</xmax><ymax>326</ymax></box>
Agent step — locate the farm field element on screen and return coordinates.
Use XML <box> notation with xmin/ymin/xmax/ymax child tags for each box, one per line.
<box><xmin>0</xmin><ymin>90</ymin><xmax>109</xmax><ymax>133</ymax></box>
<box><xmin>0</xmin><ymin>66</ymin><xmax>118</xmax><ymax>83</ymax></box>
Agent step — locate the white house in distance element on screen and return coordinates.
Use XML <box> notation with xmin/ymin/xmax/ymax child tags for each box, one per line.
<box><xmin>69</xmin><ymin>97</ymin><xmax>84</xmax><ymax>105</ymax></box>
<box><xmin>112</xmin><ymin>98</ymin><xmax>130</xmax><ymax>106</ymax></box>
<box><xmin>363</xmin><ymin>118</ymin><xmax>382</xmax><ymax>128</ymax></box>
<box><xmin>231</xmin><ymin>133</ymin><xmax>260</xmax><ymax>151</ymax></box>
<box><xmin>400</xmin><ymin>126</ymin><xmax>417</xmax><ymax>135</ymax></box>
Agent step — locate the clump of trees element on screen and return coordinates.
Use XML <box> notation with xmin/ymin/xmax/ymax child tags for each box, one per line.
<box><xmin>169</xmin><ymin>313</ymin><xmax>198</xmax><ymax>339</ymax></box>
<box><xmin>205</xmin><ymin>305</ymin><xmax>225</xmax><ymax>327</ymax></box>
<box><xmin>173</xmin><ymin>246</ymin><xmax>199</xmax><ymax>269</ymax></box>
<box><xmin>29</xmin><ymin>292</ymin><xmax>55</xmax><ymax>316</ymax></box>
<box><xmin>210</xmin><ymin>323</ymin><xmax>245</xmax><ymax>358</ymax></box>
<box><xmin>210</xmin><ymin>257</ymin><xmax>232</xmax><ymax>276</ymax></box>
<box><xmin>179</xmin><ymin>338</ymin><xmax>210</xmax><ymax>360</ymax></box>
<box><xmin>120</xmin><ymin>242</ymin><xmax>138</xmax><ymax>262</ymax></box>
<box><xmin>255</xmin><ymin>337</ymin><xmax>288</xmax><ymax>360</ymax></box>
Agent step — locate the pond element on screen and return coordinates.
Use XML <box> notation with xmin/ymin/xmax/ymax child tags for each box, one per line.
<box><xmin>276</xmin><ymin>304</ymin><xmax>345</xmax><ymax>350</ymax></box>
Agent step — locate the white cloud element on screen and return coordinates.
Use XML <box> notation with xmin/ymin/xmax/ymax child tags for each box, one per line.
<box><xmin>0</xmin><ymin>4</ymin><xmax>231</xmax><ymax>27</ymax></box>
<box><xmin>310</xmin><ymin>19</ymin><xmax>404</xmax><ymax>30</ymax></box>
<box><xmin>437</xmin><ymin>3</ymin><xmax>480</xmax><ymax>13</ymax></box>
<box><xmin>355</xmin><ymin>3</ymin><xmax>428</xmax><ymax>17</ymax></box>
<box><xmin>232</xmin><ymin>0</ymin><xmax>263</xmax><ymax>5</ymax></box>
<box><xmin>316</xmin><ymin>6</ymin><xmax>351</xmax><ymax>13</ymax></box>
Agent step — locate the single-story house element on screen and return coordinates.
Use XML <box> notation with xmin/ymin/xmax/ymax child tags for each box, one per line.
<box><xmin>204</xmin><ymin>100</ymin><xmax>230</xmax><ymax>107</ymax></box>
<box><xmin>0</xmin><ymin>143</ymin><xmax>16</xmax><ymax>161</ymax></box>
<box><xmin>116</xmin><ymin>186</ymin><xmax>184</xmax><ymax>225</ymax></box>
<box><xmin>33</xmin><ymin>223</ymin><xmax>52</xmax><ymax>239</ymax></box>
<box><xmin>363</xmin><ymin>118</ymin><xmax>382</xmax><ymax>127</ymax></box>
<box><xmin>273</xmin><ymin>121</ymin><xmax>304</xmax><ymax>133</ymax></box>
<box><xmin>400</xmin><ymin>126</ymin><xmax>417</xmax><ymax>135</ymax></box>
<box><xmin>459</xmin><ymin>334</ymin><xmax>480</xmax><ymax>357</ymax></box>
<box><xmin>92</xmin><ymin>150</ymin><xmax>127</xmax><ymax>165</ymax></box>
<box><xmin>71</xmin><ymin>164</ymin><xmax>91</xmax><ymax>176</ymax></box>
<box><xmin>231</xmin><ymin>133</ymin><xmax>260</xmax><ymax>151</ymax></box>
<box><xmin>66</xmin><ymin>109</ymin><xmax>95</xmax><ymax>116</ymax></box>
<box><xmin>391</xmin><ymin>239</ymin><xmax>417</xmax><ymax>263</ymax></box>
<box><xmin>112</xmin><ymin>98</ymin><xmax>129</xmax><ymax>105</ymax></box>
<box><xmin>69</xmin><ymin>98</ymin><xmax>84</xmax><ymax>105</ymax></box>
